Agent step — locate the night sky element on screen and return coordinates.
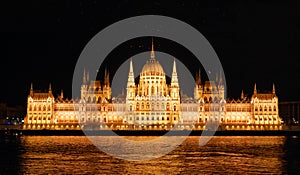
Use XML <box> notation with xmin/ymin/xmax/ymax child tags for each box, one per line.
<box><xmin>1</xmin><ymin>0</ymin><xmax>300</xmax><ymax>107</ymax></box>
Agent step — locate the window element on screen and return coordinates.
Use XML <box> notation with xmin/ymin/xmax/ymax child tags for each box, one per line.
<box><xmin>162</xmin><ymin>117</ymin><xmax>165</xmax><ymax>120</ymax></box>
<box><xmin>167</xmin><ymin>117</ymin><xmax>169</xmax><ymax>121</ymax></box>
<box><xmin>141</xmin><ymin>103</ymin><xmax>144</xmax><ymax>109</ymax></box>
<box><xmin>137</xmin><ymin>117</ymin><xmax>139</xmax><ymax>120</ymax></box>
<box><xmin>129</xmin><ymin>105</ymin><xmax>132</xmax><ymax>111</ymax></box>
<box><xmin>174</xmin><ymin>117</ymin><xmax>176</xmax><ymax>121</ymax></box>
<box><xmin>174</xmin><ymin>105</ymin><xmax>176</xmax><ymax>111</ymax></box>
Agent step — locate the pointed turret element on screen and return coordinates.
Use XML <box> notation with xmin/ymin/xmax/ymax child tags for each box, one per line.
<box><xmin>83</xmin><ymin>68</ymin><xmax>87</xmax><ymax>84</ymax></box>
<box><xmin>216</xmin><ymin>72</ymin><xmax>219</xmax><ymax>83</ymax></box>
<box><xmin>60</xmin><ymin>89</ymin><xmax>64</xmax><ymax>99</ymax></box>
<box><xmin>196</xmin><ymin>69</ymin><xmax>202</xmax><ymax>86</ymax></box>
<box><xmin>30</xmin><ymin>83</ymin><xmax>34</xmax><ymax>96</ymax></box>
<box><xmin>272</xmin><ymin>83</ymin><xmax>276</xmax><ymax>94</ymax></box>
<box><xmin>150</xmin><ymin>38</ymin><xmax>155</xmax><ymax>60</ymax></box>
<box><xmin>219</xmin><ymin>70</ymin><xmax>223</xmax><ymax>86</ymax></box>
<box><xmin>241</xmin><ymin>90</ymin><xmax>245</xmax><ymax>100</ymax></box>
<box><xmin>171</xmin><ymin>58</ymin><xmax>179</xmax><ymax>87</ymax></box>
<box><xmin>104</xmin><ymin>67</ymin><xmax>110</xmax><ymax>87</ymax></box>
<box><xmin>49</xmin><ymin>83</ymin><xmax>52</xmax><ymax>93</ymax></box>
<box><xmin>48</xmin><ymin>83</ymin><xmax>53</xmax><ymax>97</ymax></box>
<box><xmin>127</xmin><ymin>58</ymin><xmax>135</xmax><ymax>87</ymax></box>
<box><xmin>86</xmin><ymin>71</ymin><xmax>89</xmax><ymax>83</ymax></box>
<box><xmin>254</xmin><ymin>83</ymin><xmax>257</xmax><ymax>95</ymax></box>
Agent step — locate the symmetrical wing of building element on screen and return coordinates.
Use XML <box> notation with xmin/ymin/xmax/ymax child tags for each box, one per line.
<box><xmin>23</xmin><ymin>42</ymin><xmax>282</xmax><ymax>130</ymax></box>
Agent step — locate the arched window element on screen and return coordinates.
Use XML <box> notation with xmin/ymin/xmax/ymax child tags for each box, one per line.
<box><xmin>174</xmin><ymin>105</ymin><xmax>177</xmax><ymax>111</ymax></box>
<box><xmin>214</xmin><ymin>97</ymin><xmax>218</xmax><ymax>103</ymax></box>
<box><xmin>161</xmin><ymin>103</ymin><xmax>165</xmax><ymax>109</ymax></box>
<box><xmin>129</xmin><ymin>105</ymin><xmax>132</xmax><ymax>111</ymax></box>
<box><xmin>166</xmin><ymin>103</ymin><xmax>170</xmax><ymax>110</ymax></box>
<box><xmin>136</xmin><ymin>103</ymin><xmax>139</xmax><ymax>110</ymax></box>
<box><xmin>204</xmin><ymin>97</ymin><xmax>207</xmax><ymax>103</ymax></box>
<box><xmin>141</xmin><ymin>103</ymin><xmax>144</xmax><ymax>109</ymax></box>
<box><xmin>151</xmin><ymin>86</ymin><xmax>155</xmax><ymax>94</ymax></box>
<box><xmin>274</xmin><ymin>106</ymin><xmax>276</xmax><ymax>111</ymax></box>
<box><xmin>29</xmin><ymin>105</ymin><xmax>32</xmax><ymax>111</ymax></box>
<box><xmin>209</xmin><ymin>97</ymin><xmax>212</xmax><ymax>103</ymax></box>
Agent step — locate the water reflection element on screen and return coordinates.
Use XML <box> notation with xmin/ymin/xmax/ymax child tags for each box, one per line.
<box><xmin>282</xmin><ymin>136</ymin><xmax>300</xmax><ymax>174</ymax></box>
<box><xmin>0</xmin><ymin>136</ymin><xmax>23</xmax><ymax>174</ymax></box>
<box><xmin>1</xmin><ymin>136</ymin><xmax>299</xmax><ymax>174</ymax></box>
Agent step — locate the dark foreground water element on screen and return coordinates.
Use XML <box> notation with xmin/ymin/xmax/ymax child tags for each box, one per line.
<box><xmin>1</xmin><ymin>136</ymin><xmax>300</xmax><ymax>174</ymax></box>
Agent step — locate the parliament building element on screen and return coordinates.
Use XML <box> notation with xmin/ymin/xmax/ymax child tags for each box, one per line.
<box><xmin>23</xmin><ymin>42</ymin><xmax>282</xmax><ymax>130</ymax></box>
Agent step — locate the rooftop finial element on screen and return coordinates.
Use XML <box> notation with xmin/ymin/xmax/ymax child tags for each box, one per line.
<box><xmin>272</xmin><ymin>83</ymin><xmax>276</xmax><ymax>94</ymax></box>
<box><xmin>254</xmin><ymin>83</ymin><xmax>257</xmax><ymax>94</ymax></box>
<box><xmin>241</xmin><ymin>90</ymin><xmax>245</xmax><ymax>99</ymax></box>
<box><xmin>150</xmin><ymin>37</ymin><xmax>155</xmax><ymax>60</ymax></box>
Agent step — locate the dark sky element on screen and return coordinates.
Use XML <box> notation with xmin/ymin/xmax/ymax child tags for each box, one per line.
<box><xmin>0</xmin><ymin>0</ymin><xmax>300</xmax><ymax>107</ymax></box>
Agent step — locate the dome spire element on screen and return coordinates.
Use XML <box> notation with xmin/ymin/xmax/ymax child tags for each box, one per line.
<box><xmin>150</xmin><ymin>37</ymin><xmax>155</xmax><ymax>60</ymax></box>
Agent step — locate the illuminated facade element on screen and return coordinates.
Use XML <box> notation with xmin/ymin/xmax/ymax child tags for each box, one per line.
<box><xmin>23</xmin><ymin>42</ymin><xmax>282</xmax><ymax>130</ymax></box>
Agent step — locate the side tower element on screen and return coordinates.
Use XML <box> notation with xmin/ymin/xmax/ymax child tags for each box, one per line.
<box><xmin>251</xmin><ymin>83</ymin><xmax>281</xmax><ymax>126</ymax></box>
<box><xmin>24</xmin><ymin>83</ymin><xmax>55</xmax><ymax>129</ymax></box>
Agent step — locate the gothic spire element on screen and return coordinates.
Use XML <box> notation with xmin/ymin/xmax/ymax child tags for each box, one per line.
<box><xmin>254</xmin><ymin>83</ymin><xmax>257</xmax><ymax>94</ymax></box>
<box><xmin>104</xmin><ymin>67</ymin><xmax>110</xmax><ymax>87</ymax></box>
<box><xmin>86</xmin><ymin>70</ymin><xmax>89</xmax><ymax>82</ymax></box>
<box><xmin>219</xmin><ymin>70</ymin><xmax>223</xmax><ymax>86</ymax></box>
<box><xmin>83</xmin><ymin>68</ymin><xmax>87</xmax><ymax>84</ymax></box>
<box><xmin>60</xmin><ymin>89</ymin><xmax>64</xmax><ymax>99</ymax></box>
<box><xmin>49</xmin><ymin>83</ymin><xmax>52</xmax><ymax>92</ymax></box>
<box><xmin>127</xmin><ymin>58</ymin><xmax>135</xmax><ymax>87</ymax></box>
<box><xmin>30</xmin><ymin>82</ymin><xmax>33</xmax><ymax>96</ymax></box>
<box><xmin>241</xmin><ymin>90</ymin><xmax>245</xmax><ymax>99</ymax></box>
<box><xmin>196</xmin><ymin>69</ymin><xmax>201</xmax><ymax>85</ymax></box>
<box><xmin>171</xmin><ymin>58</ymin><xmax>179</xmax><ymax>87</ymax></box>
<box><xmin>272</xmin><ymin>83</ymin><xmax>276</xmax><ymax>94</ymax></box>
<box><xmin>172</xmin><ymin>58</ymin><xmax>177</xmax><ymax>73</ymax></box>
<box><xmin>150</xmin><ymin>37</ymin><xmax>155</xmax><ymax>60</ymax></box>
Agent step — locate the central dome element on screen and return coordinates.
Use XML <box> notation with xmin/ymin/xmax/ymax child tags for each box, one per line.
<box><xmin>141</xmin><ymin>59</ymin><xmax>165</xmax><ymax>74</ymax></box>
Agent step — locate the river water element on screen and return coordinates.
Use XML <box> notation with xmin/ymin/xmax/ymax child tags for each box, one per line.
<box><xmin>0</xmin><ymin>136</ymin><xmax>299</xmax><ymax>174</ymax></box>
